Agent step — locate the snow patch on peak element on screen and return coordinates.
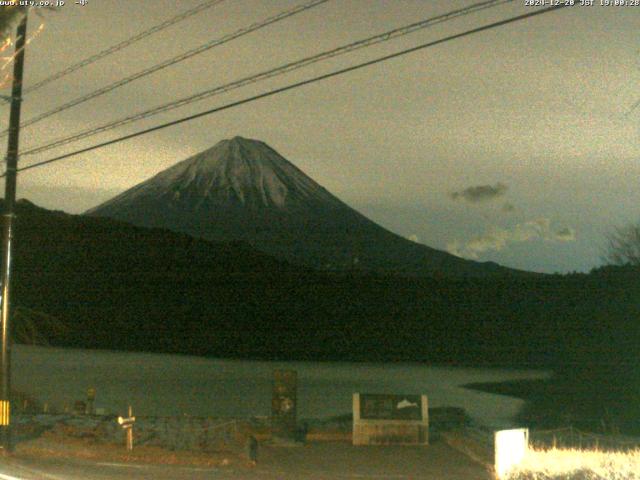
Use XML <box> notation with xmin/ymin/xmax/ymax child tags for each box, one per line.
<box><xmin>93</xmin><ymin>137</ymin><xmax>341</xmax><ymax>212</ymax></box>
<box><xmin>162</xmin><ymin>137</ymin><xmax>339</xmax><ymax>209</ymax></box>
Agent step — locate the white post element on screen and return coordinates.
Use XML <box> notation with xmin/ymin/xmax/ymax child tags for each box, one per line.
<box><xmin>494</xmin><ymin>428</ymin><xmax>529</xmax><ymax>478</ymax></box>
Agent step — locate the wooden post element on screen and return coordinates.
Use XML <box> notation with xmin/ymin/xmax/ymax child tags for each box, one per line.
<box><xmin>118</xmin><ymin>405</ymin><xmax>135</xmax><ymax>451</ymax></box>
<box><xmin>86</xmin><ymin>387</ymin><xmax>96</xmax><ymax>415</ymax></box>
<box><xmin>126</xmin><ymin>405</ymin><xmax>133</xmax><ymax>451</ymax></box>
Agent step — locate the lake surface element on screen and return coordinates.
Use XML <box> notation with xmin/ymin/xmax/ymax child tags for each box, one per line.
<box><xmin>13</xmin><ymin>344</ymin><xmax>549</xmax><ymax>429</ymax></box>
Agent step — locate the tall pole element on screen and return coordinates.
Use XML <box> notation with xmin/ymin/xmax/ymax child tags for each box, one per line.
<box><xmin>0</xmin><ymin>12</ymin><xmax>28</xmax><ymax>454</ymax></box>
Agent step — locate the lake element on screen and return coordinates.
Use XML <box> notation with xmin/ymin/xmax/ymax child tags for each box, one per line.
<box><xmin>13</xmin><ymin>344</ymin><xmax>548</xmax><ymax>429</ymax></box>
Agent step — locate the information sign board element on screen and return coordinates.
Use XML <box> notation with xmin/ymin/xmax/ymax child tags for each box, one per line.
<box><xmin>359</xmin><ymin>394</ymin><xmax>423</xmax><ymax>421</ymax></box>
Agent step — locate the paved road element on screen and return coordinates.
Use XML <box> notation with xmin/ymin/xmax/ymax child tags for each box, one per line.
<box><xmin>0</xmin><ymin>442</ymin><xmax>492</xmax><ymax>479</ymax></box>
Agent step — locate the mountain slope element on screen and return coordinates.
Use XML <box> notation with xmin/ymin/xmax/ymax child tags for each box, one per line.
<box><xmin>86</xmin><ymin>136</ymin><xmax>524</xmax><ymax>278</ymax></box>
<box><xmin>8</xmin><ymin>200</ymin><xmax>640</xmax><ymax>367</ymax></box>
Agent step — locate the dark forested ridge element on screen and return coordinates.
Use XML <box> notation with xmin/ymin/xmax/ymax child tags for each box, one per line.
<box><xmin>9</xmin><ymin>200</ymin><xmax>638</xmax><ymax>366</ymax></box>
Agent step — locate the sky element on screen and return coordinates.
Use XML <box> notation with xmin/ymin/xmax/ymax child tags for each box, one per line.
<box><xmin>1</xmin><ymin>0</ymin><xmax>638</xmax><ymax>274</ymax></box>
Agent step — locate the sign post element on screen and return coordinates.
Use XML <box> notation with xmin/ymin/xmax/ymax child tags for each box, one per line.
<box><xmin>117</xmin><ymin>405</ymin><xmax>135</xmax><ymax>451</ymax></box>
<box><xmin>271</xmin><ymin>370</ymin><xmax>297</xmax><ymax>440</ymax></box>
<box><xmin>353</xmin><ymin>393</ymin><xmax>429</xmax><ymax>445</ymax></box>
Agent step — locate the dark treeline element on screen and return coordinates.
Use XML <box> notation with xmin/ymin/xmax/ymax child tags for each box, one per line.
<box><xmin>9</xmin><ymin>200</ymin><xmax>640</xmax><ymax>433</ymax></box>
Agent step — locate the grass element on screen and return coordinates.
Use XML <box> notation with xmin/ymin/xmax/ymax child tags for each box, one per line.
<box><xmin>506</xmin><ymin>447</ymin><xmax>640</xmax><ymax>480</ymax></box>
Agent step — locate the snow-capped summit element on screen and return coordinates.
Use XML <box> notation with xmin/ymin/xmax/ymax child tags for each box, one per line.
<box><xmin>133</xmin><ymin>136</ymin><xmax>340</xmax><ymax>209</ymax></box>
<box><xmin>91</xmin><ymin>136</ymin><xmax>340</xmax><ymax>213</ymax></box>
<box><xmin>86</xmin><ymin>137</ymin><xmax>517</xmax><ymax>277</ymax></box>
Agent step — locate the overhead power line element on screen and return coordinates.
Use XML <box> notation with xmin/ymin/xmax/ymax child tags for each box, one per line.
<box><xmin>1</xmin><ymin>0</ymin><xmax>330</xmax><ymax>137</ymax></box>
<box><xmin>11</xmin><ymin>0</ymin><xmax>227</xmax><ymax>100</ymax></box>
<box><xmin>9</xmin><ymin>3</ymin><xmax>571</xmax><ymax>177</ymax></box>
<box><xmin>624</xmin><ymin>97</ymin><xmax>640</xmax><ymax>117</ymax></box>
<box><xmin>21</xmin><ymin>0</ymin><xmax>513</xmax><ymax>157</ymax></box>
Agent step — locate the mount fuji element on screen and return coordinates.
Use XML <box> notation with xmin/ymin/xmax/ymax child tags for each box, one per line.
<box><xmin>86</xmin><ymin>136</ymin><xmax>520</xmax><ymax>277</ymax></box>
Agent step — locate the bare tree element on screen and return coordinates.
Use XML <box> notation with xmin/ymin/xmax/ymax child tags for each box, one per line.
<box><xmin>0</xmin><ymin>6</ymin><xmax>26</xmax><ymax>38</ymax></box>
<box><xmin>605</xmin><ymin>223</ymin><xmax>640</xmax><ymax>266</ymax></box>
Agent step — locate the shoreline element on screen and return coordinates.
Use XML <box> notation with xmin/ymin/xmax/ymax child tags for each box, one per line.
<box><xmin>462</xmin><ymin>378</ymin><xmax>552</xmax><ymax>402</ymax></box>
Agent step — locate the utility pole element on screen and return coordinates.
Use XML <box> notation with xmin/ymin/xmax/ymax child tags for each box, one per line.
<box><xmin>0</xmin><ymin>12</ymin><xmax>28</xmax><ymax>454</ymax></box>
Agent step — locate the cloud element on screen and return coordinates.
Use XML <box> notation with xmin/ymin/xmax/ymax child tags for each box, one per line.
<box><xmin>447</xmin><ymin>218</ymin><xmax>576</xmax><ymax>259</ymax></box>
<box><xmin>451</xmin><ymin>182</ymin><xmax>508</xmax><ymax>203</ymax></box>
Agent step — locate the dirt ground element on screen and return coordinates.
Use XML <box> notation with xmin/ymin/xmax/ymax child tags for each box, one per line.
<box><xmin>252</xmin><ymin>441</ymin><xmax>493</xmax><ymax>480</ymax></box>
<box><xmin>10</xmin><ymin>435</ymin><xmax>494</xmax><ymax>479</ymax></box>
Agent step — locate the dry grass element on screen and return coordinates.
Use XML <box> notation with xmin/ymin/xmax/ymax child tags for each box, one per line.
<box><xmin>15</xmin><ymin>430</ymin><xmax>243</xmax><ymax>468</ymax></box>
<box><xmin>506</xmin><ymin>447</ymin><xmax>640</xmax><ymax>480</ymax></box>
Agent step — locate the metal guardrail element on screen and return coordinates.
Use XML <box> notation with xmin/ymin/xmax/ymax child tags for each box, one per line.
<box><xmin>13</xmin><ymin>413</ymin><xmax>248</xmax><ymax>452</ymax></box>
<box><xmin>134</xmin><ymin>416</ymin><xmax>244</xmax><ymax>451</ymax></box>
<box><xmin>459</xmin><ymin>417</ymin><xmax>640</xmax><ymax>453</ymax></box>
